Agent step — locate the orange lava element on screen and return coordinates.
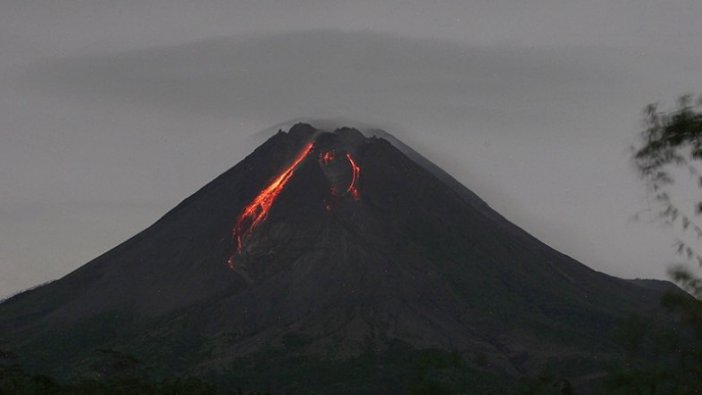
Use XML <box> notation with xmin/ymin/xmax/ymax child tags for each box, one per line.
<box><xmin>228</xmin><ymin>142</ymin><xmax>315</xmax><ymax>268</ymax></box>
<box><xmin>346</xmin><ymin>153</ymin><xmax>361</xmax><ymax>200</ymax></box>
<box><xmin>320</xmin><ymin>150</ymin><xmax>335</xmax><ymax>165</ymax></box>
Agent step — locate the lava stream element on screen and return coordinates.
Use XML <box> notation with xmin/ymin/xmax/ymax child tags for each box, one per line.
<box><xmin>320</xmin><ymin>150</ymin><xmax>335</xmax><ymax>165</ymax></box>
<box><xmin>227</xmin><ymin>142</ymin><xmax>315</xmax><ymax>268</ymax></box>
<box><xmin>346</xmin><ymin>153</ymin><xmax>361</xmax><ymax>200</ymax></box>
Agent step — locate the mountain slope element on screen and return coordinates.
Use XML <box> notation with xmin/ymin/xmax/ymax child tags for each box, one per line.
<box><xmin>0</xmin><ymin>123</ymin><xmax>669</xmax><ymax>392</ymax></box>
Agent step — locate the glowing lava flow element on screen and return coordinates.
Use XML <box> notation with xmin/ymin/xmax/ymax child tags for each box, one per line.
<box><xmin>320</xmin><ymin>150</ymin><xmax>335</xmax><ymax>165</ymax></box>
<box><xmin>346</xmin><ymin>153</ymin><xmax>361</xmax><ymax>200</ymax></box>
<box><xmin>227</xmin><ymin>142</ymin><xmax>315</xmax><ymax>269</ymax></box>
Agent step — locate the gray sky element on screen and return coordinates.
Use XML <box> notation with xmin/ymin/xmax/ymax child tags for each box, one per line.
<box><xmin>2</xmin><ymin>0</ymin><xmax>702</xmax><ymax>298</ymax></box>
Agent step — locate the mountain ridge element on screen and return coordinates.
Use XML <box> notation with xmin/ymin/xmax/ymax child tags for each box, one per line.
<box><xmin>0</xmin><ymin>123</ymin><xmax>673</xmax><ymax>392</ymax></box>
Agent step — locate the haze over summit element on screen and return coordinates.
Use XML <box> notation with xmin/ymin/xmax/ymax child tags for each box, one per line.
<box><xmin>3</xmin><ymin>1</ymin><xmax>702</xmax><ymax>298</ymax></box>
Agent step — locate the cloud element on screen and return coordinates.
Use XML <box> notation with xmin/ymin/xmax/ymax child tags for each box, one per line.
<box><xmin>17</xmin><ymin>29</ymin><xmax>630</xmax><ymax>124</ymax></box>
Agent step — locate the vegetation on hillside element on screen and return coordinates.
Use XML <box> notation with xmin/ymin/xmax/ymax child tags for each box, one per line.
<box><xmin>602</xmin><ymin>96</ymin><xmax>702</xmax><ymax>394</ymax></box>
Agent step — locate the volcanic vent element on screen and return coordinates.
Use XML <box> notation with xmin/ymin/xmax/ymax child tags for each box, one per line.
<box><xmin>228</xmin><ymin>128</ymin><xmax>364</xmax><ymax>269</ymax></box>
<box><xmin>0</xmin><ymin>123</ymin><xmax>669</xmax><ymax>391</ymax></box>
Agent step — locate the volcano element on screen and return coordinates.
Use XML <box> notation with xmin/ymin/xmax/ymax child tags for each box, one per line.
<box><xmin>0</xmin><ymin>124</ymin><xmax>670</xmax><ymax>393</ymax></box>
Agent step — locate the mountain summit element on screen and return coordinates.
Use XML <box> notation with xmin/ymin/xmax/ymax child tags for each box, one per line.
<box><xmin>0</xmin><ymin>124</ymin><xmax>667</xmax><ymax>392</ymax></box>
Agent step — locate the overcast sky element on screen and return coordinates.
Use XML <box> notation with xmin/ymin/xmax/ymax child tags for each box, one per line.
<box><xmin>2</xmin><ymin>0</ymin><xmax>702</xmax><ymax>298</ymax></box>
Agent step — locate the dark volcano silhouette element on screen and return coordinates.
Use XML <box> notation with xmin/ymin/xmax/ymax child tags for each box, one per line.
<box><xmin>0</xmin><ymin>124</ymin><xmax>670</xmax><ymax>392</ymax></box>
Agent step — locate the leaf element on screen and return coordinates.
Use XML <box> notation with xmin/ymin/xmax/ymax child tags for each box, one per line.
<box><xmin>674</xmin><ymin>241</ymin><xmax>685</xmax><ymax>255</ymax></box>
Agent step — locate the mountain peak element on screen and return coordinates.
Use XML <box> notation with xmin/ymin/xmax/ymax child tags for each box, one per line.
<box><xmin>0</xmin><ymin>123</ymin><xmax>670</xmax><ymax>391</ymax></box>
<box><xmin>286</xmin><ymin>122</ymin><xmax>317</xmax><ymax>139</ymax></box>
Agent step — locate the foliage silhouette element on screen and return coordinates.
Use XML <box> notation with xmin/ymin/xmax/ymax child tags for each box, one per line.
<box><xmin>604</xmin><ymin>96</ymin><xmax>702</xmax><ymax>394</ymax></box>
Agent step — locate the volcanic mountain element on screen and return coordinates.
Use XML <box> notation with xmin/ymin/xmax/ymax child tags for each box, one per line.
<box><xmin>0</xmin><ymin>124</ymin><xmax>670</xmax><ymax>393</ymax></box>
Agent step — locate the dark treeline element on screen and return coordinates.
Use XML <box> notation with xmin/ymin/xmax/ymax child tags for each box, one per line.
<box><xmin>0</xmin><ymin>349</ymin><xmax>269</xmax><ymax>395</ymax></box>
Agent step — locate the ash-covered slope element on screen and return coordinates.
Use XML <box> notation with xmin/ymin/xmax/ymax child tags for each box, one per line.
<box><xmin>0</xmin><ymin>123</ymin><xmax>666</xmax><ymax>389</ymax></box>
